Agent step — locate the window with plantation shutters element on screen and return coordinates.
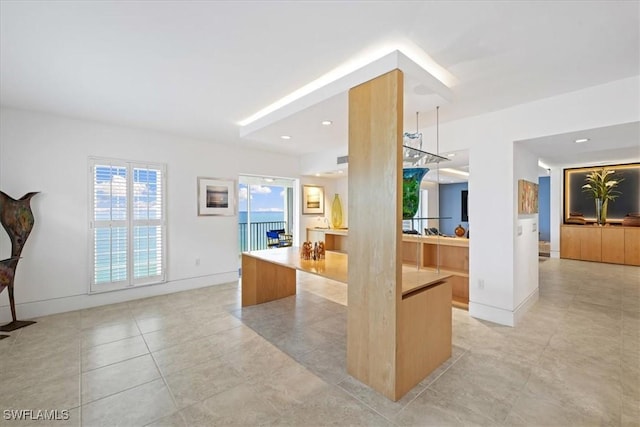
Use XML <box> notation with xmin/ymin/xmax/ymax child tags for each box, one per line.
<box><xmin>89</xmin><ymin>158</ymin><xmax>166</xmax><ymax>293</ymax></box>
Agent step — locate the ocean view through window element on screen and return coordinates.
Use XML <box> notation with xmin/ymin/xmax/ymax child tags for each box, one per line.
<box><xmin>90</xmin><ymin>158</ymin><xmax>166</xmax><ymax>293</ymax></box>
<box><xmin>238</xmin><ymin>176</ymin><xmax>295</xmax><ymax>252</ymax></box>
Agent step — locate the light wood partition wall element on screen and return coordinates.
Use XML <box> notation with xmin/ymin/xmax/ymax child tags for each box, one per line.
<box><xmin>347</xmin><ymin>69</ymin><xmax>403</xmax><ymax>400</ymax></box>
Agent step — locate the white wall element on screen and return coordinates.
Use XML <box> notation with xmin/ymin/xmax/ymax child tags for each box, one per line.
<box><xmin>512</xmin><ymin>144</ymin><xmax>540</xmax><ymax>323</ymax></box>
<box><xmin>435</xmin><ymin>76</ymin><xmax>639</xmax><ymax>326</ymax></box>
<box><xmin>0</xmin><ymin>108</ymin><xmax>301</xmax><ymax>321</ymax></box>
<box><xmin>549</xmin><ymin>167</ymin><xmax>563</xmax><ymax>258</ymax></box>
<box><xmin>422</xmin><ymin>181</ymin><xmax>440</xmax><ymax>230</ymax></box>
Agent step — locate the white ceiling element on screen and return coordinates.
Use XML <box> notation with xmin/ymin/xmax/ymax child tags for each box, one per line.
<box><xmin>1</xmin><ymin>1</ymin><xmax>638</xmax><ymax>170</ymax></box>
<box><xmin>518</xmin><ymin>121</ymin><xmax>640</xmax><ymax>168</ymax></box>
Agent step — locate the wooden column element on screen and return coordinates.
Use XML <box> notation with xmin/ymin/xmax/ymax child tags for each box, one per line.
<box><xmin>347</xmin><ymin>69</ymin><xmax>403</xmax><ymax>400</ymax></box>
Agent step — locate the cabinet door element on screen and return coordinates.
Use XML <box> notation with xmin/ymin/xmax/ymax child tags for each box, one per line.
<box><xmin>579</xmin><ymin>227</ymin><xmax>602</xmax><ymax>262</ymax></box>
<box><xmin>602</xmin><ymin>228</ymin><xmax>625</xmax><ymax>264</ymax></box>
<box><xmin>560</xmin><ymin>227</ymin><xmax>582</xmax><ymax>260</ymax></box>
<box><xmin>625</xmin><ymin>228</ymin><xmax>640</xmax><ymax>266</ymax></box>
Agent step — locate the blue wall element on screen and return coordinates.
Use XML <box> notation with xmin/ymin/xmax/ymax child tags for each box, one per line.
<box><xmin>439</xmin><ymin>182</ymin><xmax>469</xmax><ymax>236</ymax></box>
<box><xmin>538</xmin><ymin>176</ymin><xmax>550</xmax><ymax>241</ymax></box>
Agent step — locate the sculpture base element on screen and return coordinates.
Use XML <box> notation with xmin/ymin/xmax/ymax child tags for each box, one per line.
<box><xmin>0</xmin><ymin>320</ymin><xmax>36</xmax><ymax>332</ymax></box>
<box><xmin>0</xmin><ymin>335</ymin><xmax>9</xmax><ymax>340</ymax></box>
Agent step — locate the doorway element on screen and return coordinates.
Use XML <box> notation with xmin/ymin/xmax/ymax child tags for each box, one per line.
<box><xmin>238</xmin><ymin>175</ymin><xmax>296</xmax><ymax>252</ymax></box>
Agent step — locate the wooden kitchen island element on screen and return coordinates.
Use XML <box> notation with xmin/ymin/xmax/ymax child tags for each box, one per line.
<box><xmin>241</xmin><ymin>246</ymin><xmax>452</xmax><ymax>399</ymax></box>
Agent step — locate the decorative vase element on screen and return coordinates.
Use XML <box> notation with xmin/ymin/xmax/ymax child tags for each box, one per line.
<box><xmin>455</xmin><ymin>224</ymin><xmax>466</xmax><ymax>237</ymax></box>
<box><xmin>402</xmin><ymin>168</ymin><xmax>429</xmax><ymax>219</ymax></box>
<box><xmin>331</xmin><ymin>194</ymin><xmax>343</xmax><ymax>229</ymax></box>
<box><xmin>595</xmin><ymin>198</ymin><xmax>607</xmax><ymax>225</ymax></box>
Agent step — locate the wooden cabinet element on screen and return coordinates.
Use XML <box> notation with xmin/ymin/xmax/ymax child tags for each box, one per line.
<box><xmin>560</xmin><ymin>226</ymin><xmax>582</xmax><ymax>260</ymax></box>
<box><xmin>602</xmin><ymin>228</ymin><xmax>625</xmax><ymax>264</ymax></box>
<box><xmin>580</xmin><ymin>227</ymin><xmax>602</xmax><ymax>262</ymax></box>
<box><xmin>625</xmin><ymin>228</ymin><xmax>640</xmax><ymax>266</ymax></box>
<box><xmin>561</xmin><ymin>225</ymin><xmax>639</xmax><ymax>266</ymax></box>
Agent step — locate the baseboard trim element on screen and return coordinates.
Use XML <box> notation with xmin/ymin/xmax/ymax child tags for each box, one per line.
<box><xmin>468</xmin><ymin>302</ymin><xmax>515</xmax><ymax>327</ymax></box>
<box><xmin>513</xmin><ymin>288</ymin><xmax>539</xmax><ymax>326</ymax></box>
<box><xmin>0</xmin><ymin>271</ymin><xmax>238</xmax><ymax>323</ymax></box>
<box><xmin>469</xmin><ymin>287</ymin><xmax>539</xmax><ymax>327</ymax></box>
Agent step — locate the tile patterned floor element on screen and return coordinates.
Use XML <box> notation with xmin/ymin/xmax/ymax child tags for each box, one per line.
<box><xmin>0</xmin><ymin>258</ymin><xmax>638</xmax><ymax>426</ymax></box>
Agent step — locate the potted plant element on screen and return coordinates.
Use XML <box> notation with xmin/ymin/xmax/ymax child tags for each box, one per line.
<box><xmin>582</xmin><ymin>168</ymin><xmax>624</xmax><ymax>225</ymax></box>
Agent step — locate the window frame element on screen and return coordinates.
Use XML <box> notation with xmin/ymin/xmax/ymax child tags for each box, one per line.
<box><xmin>88</xmin><ymin>157</ymin><xmax>167</xmax><ymax>294</ymax></box>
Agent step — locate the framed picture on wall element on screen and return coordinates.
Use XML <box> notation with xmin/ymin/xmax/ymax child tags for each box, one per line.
<box><xmin>302</xmin><ymin>185</ymin><xmax>325</xmax><ymax>215</ymax></box>
<box><xmin>197</xmin><ymin>177</ymin><xmax>236</xmax><ymax>216</ymax></box>
<box><xmin>518</xmin><ymin>179</ymin><xmax>539</xmax><ymax>215</ymax></box>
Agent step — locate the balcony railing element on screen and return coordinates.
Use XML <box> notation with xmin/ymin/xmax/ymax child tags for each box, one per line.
<box><xmin>238</xmin><ymin>221</ymin><xmax>288</xmax><ymax>252</ymax></box>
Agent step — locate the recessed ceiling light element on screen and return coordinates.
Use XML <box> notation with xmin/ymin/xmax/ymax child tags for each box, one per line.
<box><xmin>280</xmin><ymin>135</ymin><xmax>291</xmax><ymax>140</ymax></box>
<box><xmin>447</xmin><ymin>153</ymin><xmax>456</xmax><ymax>157</ymax></box>
<box><xmin>574</xmin><ymin>138</ymin><xmax>589</xmax><ymax>143</ymax></box>
<box><xmin>321</xmin><ymin>120</ymin><xmax>333</xmax><ymax>126</ymax></box>
<box><xmin>314</xmin><ymin>173</ymin><xmax>320</xmax><ymax>177</ymax></box>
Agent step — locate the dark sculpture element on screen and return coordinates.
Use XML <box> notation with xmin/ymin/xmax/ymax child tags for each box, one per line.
<box><xmin>0</xmin><ymin>191</ymin><xmax>39</xmax><ymax>333</ymax></box>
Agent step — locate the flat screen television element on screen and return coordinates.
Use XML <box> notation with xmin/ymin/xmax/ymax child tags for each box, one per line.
<box><xmin>461</xmin><ymin>190</ymin><xmax>468</xmax><ymax>222</ymax></box>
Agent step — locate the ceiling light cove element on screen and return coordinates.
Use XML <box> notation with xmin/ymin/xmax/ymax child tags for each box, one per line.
<box><xmin>237</xmin><ymin>41</ymin><xmax>457</xmax><ymax>128</ymax></box>
<box><xmin>538</xmin><ymin>160</ymin><xmax>552</xmax><ymax>170</ymax></box>
<box><xmin>440</xmin><ymin>168</ymin><xmax>470</xmax><ymax>177</ymax></box>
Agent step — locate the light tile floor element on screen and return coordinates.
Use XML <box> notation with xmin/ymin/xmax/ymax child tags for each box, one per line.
<box><xmin>0</xmin><ymin>258</ymin><xmax>638</xmax><ymax>426</ymax></box>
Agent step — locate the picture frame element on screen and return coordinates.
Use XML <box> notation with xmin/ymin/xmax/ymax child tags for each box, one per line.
<box><xmin>197</xmin><ymin>177</ymin><xmax>236</xmax><ymax>216</ymax></box>
<box><xmin>302</xmin><ymin>184</ymin><xmax>325</xmax><ymax>215</ymax></box>
<box><xmin>518</xmin><ymin>179</ymin><xmax>539</xmax><ymax>215</ymax></box>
